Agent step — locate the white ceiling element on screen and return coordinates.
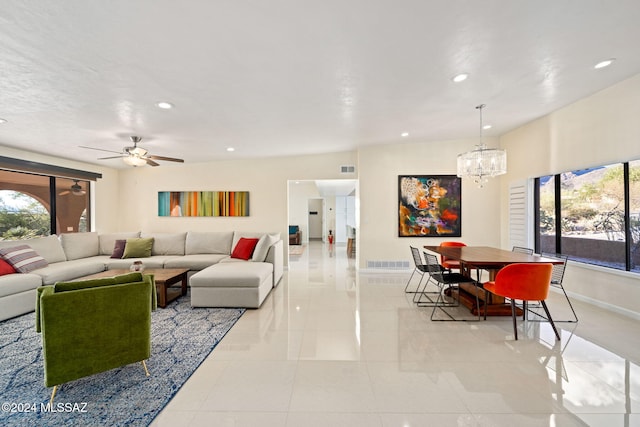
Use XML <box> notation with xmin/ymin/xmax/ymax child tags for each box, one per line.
<box><xmin>1</xmin><ymin>1</ymin><xmax>640</xmax><ymax>169</ymax></box>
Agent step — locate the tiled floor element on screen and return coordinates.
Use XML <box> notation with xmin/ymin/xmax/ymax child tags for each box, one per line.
<box><xmin>152</xmin><ymin>241</ymin><xmax>640</xmax><ymax>426</ymax></box>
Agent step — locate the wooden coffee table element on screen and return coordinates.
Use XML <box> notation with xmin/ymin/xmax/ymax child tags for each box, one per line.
<box><xmin>76</xmin><ymin>268</ymin><xmax>189</xmax><ymax>308</ymax></box>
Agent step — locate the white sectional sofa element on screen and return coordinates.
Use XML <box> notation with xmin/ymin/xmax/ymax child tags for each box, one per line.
<box><xmin>0</xmin><ymin>231</ymin><xmax>283</xmax><ymax>321</ymax></box>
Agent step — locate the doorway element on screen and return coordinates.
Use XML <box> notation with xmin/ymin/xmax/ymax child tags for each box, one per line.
<box><xmin>287</xmin><ymin>179</ymin><xmax>357</xmax><ymax>259</ymax></box>
<box><xmin>308</xmin><ymin>198</ymin><xmax>323</xmax><ymax>240</ymax></box>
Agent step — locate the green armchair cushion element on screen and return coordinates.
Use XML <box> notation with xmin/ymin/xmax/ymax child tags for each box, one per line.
<box><xmin>36</xmin><ymin>273</ymin><xmax>157</xmax><ymax>332</ymax></box>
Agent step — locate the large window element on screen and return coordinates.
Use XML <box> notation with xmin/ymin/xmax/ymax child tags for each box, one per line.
<box><xmin>535</xmin><ymin>160</ymin><xmax>640</xmax><ymax>273</ymax></box>
<box><xmin>0</xmin><ymin>156</ymin><xmax>101</xmax><ymax>240</ymax></box>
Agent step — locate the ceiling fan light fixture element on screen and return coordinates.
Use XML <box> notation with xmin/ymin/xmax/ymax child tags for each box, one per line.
<box><xmin>59</xmin><ymin>180</ymin><xmax>86</xmax><ymax>196</ymax></box>
<box><xmin>123</xmin><ymin>155</ymin><xmax>147</xmax><ymax>167</ymax></box>
<box><xmin>128</xmin><ymin>146</ymin><xmax>148</xmax><ymax>156</ymax></box>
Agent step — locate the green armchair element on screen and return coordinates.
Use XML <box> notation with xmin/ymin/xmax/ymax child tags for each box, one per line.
<box><xmin>36</xmin><ymin>272</ymin><xmax>157</xmax><ymax>403</ymax></box>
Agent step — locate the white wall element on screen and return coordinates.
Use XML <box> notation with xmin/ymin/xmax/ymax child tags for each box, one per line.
<box><xmin>116</xmin><ymin>151</ymin><xmax>357</xmax><ymax>265</ymax></box>
<box><xmin>288</xmin><ymin>181</ymin><xmax>320</xmax><ymax>243</ymax></box>
<box><xmin>358</xmin><ymin>138</ymin><xmax>502</xmax><ymax>269</ymax></box>
<box><xmin>499</xmin><ymin>73</ymin><xmax>640</xmax><ymax>316</ymax></box>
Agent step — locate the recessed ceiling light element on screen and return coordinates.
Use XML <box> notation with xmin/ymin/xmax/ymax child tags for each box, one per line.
<box><xmin>594</xmin><ymin>59</ymin><xmax>615</xmax><ymax>69</ymax></box>
<box><xmin>483</xmin><ymin>124</ymin><xmax>492</xmax><ymax>130</ymax></box>
<box><xmin>156</xmin><ymin>102</ymin><xmax>173</xmax><ymax>109</ymax></box>
<box><xmin>226</xmin><ymin>147</ymin><xmax>235</xmax><ymax>152</ymax></box>
<box><xmin>452</xmin><ymin>73</ymin><xmax>468</xmax><ymax>83</ymax></box>
<box><xmin>0</xmin><ymin>118</ymin><xmax>6</xmax><ymax>124</ymax></box>
<box><xmin>401</xmin><ymin>132</ymin><xmax>409</xmax><ymax>137</ymax></box>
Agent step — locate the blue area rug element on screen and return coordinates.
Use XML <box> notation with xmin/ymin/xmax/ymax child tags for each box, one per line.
<box><xmin>0</xmin><ymin>294</ymin><xmax>244</xmax><ymax>426</ymax></box>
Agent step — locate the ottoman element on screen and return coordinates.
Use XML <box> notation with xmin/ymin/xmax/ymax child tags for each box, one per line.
<box><xmin>189</xmin><ymin>262</ymin><xmax>274</xmax><ymax>308</ymax></box>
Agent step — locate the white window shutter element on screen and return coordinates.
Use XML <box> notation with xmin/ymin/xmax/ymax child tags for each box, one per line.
<box><xmin>509</xmin><ymin>180</ymin><xmax>533</xmax><ymax>250</ymax></box>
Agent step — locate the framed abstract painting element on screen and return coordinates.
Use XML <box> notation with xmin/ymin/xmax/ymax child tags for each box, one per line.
<box><xmin>398</xmin><ymin>175</ymin><xmax>461</xmax><ymax>237</ymax></box>
<box><xmin>158</xmin><ymin>191</ymin><xmax>250</xmax><ymax>217</ymax></box>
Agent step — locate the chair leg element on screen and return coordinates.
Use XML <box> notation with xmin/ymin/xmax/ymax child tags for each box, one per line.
<box><xmin>540</xmin><ymin>300</ymin><xmax>561</xmax><ymax>340</ymax></box>
<box><xmin>412</xmin><ymin>274</ymin><xmax>428</xmax><ymax>303</ymax></box>
<box><xmin>50</xmin><ymin>385</ymin><xmax>58</xmax><ymax>405</ymax></box>
<box><xmin>511</xmin><ymin>299</ymin><xmax>518</xmax><ymax>340</ymax></box>
<box><xmin>484</xmin><ymin>289</ymin><xmax>489</xmax><ymax>320</ymax></box>
<box><xmin>142</xmin><ymin>360</ymin><xmax>150</xmax><ymax>376</ymax></box>
<box><xmin>404</xmin><ymin>269</ymin><xmax>418</xmax><ymax>293</ymax></box>
<box><xmin>558</xmin><ymin>285</ymin><xmax>579</xmax><ymax>322</ymax></box>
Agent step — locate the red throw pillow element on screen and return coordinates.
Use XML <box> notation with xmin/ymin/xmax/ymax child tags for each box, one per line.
<box><xmin>0</xmin><ymin>258</ymin><xmax>17</xmax><ymax>276</ymax></box>
<box><xmin>231</xmin><ymin>238</ymin><xmax>260</xmax><ymax>260</ymax></box>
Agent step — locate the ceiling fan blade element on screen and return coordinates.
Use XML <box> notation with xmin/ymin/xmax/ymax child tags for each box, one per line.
<box><xmin>145</xmin><ymin>158</ymin><xmax>160</xmax><ymax>167</ymax></box>
<box><xmin>98</xmin><ymin>155</ymin><xmax>127</xmax><ymax>160</ymax></box>
<box><xmin>58</xmin><ymin>190</ymin><xmax>70</xmax><ymax>196</ymax></box>
<box><xmin>79</xmin><ymin>145</ymin><xmax>124</xmax><ymax>155</ymax></box>
<box><xmin>147</xmin><ymin>155</ymin><xmax>184</xmax><ymax>163</ymax></box>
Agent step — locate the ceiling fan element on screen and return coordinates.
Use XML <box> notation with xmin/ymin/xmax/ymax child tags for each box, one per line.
<box><xmin>59</xmin><ymin>180</ymin><xmax>86</xmax><ymax>196</ymax></box>
<box><xmin>80</xmin><ymin>136</ymin><xmax>184</xmax><ymax>167</ymax></box>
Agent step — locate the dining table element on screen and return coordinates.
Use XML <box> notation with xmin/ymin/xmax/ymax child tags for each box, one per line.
<box><xmin>423</xmin><ymin>245</ymin><xmax>563</xmax><ymax>316</ymax></box>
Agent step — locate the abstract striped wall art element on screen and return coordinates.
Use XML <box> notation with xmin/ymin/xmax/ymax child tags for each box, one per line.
<box><xmin>158</xmin><ymin>191</ymin><xmax>250</xmax><ymax>217</ymax></box>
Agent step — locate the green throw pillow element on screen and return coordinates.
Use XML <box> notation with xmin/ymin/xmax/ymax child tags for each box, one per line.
<box><xmin>122</xmin><ymin>238</ymin><xmax>154</xmax><ymax>259</ymax></box>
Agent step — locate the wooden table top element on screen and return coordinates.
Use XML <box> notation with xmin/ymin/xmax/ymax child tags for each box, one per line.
<box><xmin>423</xmin><ymin>245</ymin><xmax>562</xmax><ymax>266</ymax></box>
<box><xmin>77</xmin><ymin>268</ymin><xmax>189</xmax><ymax>283</ymax></box>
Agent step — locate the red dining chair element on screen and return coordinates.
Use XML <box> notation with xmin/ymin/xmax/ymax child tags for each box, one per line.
<box><xmin>439</xmin><ymin>241</ymin><xmax>466</xmax><ymax>271</ymax></box>
<box><xmin>483</xmin><ymin>263</ymin><xmax>560</xmax><ymax>341</ymax></box>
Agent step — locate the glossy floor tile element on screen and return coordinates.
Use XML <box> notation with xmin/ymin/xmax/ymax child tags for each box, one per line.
<box><xmin>152</xmin><ymin>242</ymin><xmax>640</xmax><ymax>426</ymax></box>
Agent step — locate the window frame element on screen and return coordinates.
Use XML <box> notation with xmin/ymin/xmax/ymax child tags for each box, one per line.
<box><xmin>0</xmin><ymin>156</ymin><xmax>101</xmax><ymax>236</ymax></box>
<box><xmin>534</xmin><ymin>160</ymin><xmax>638</xmax><ymax>273</ymax></box>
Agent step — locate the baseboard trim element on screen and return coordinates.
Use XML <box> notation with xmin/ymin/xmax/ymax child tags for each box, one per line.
<box><xmin>552</xmin><ymin>287</ymin><xmax>640</xmax><ymax>321</ymax></box>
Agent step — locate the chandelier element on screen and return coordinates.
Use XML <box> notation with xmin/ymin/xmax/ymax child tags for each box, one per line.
<box><xmin>456</xmin><ymin>104</ymin><xmax>507</xmax><ymax>187</ymax></box>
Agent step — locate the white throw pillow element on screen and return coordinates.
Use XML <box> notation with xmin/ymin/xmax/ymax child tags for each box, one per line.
<box><xmin>252</xmin><ymin>233</ymin><xmax>280</xmax><ymax>262</ymax></box>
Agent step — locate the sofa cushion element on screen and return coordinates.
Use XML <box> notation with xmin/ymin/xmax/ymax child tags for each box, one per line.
<box><xmin>0</xmin><ymin>258</ymin><xmax>16</xmax><ymax>276</ymax></box>
<box><xmin>111</xmin><ymin>239</ymin><xmax>126</xmax><ymax>258</ymax></box>
<box><xmin>141</xmin><ymin>232</ymin><xmax>186</xmax><ymax>255</ymax></box>
<box><xmin>0</xmin><ymin>273</ymin><xmax>41</xmax><ymax>298</ymax></box>
<box><xmin>104</xmin><ymin>256</ymin><xmax>167</xmax><ymax>270</ymax></box>
<box><xmin>99</xmin><ymin>232</ymin><xmax>141</xmax><ymax>255</ymax></box>
<box><xmin>185</xmin><ymin>231</ymin><xmax>233</xmax><ymax>255</ymax></box>
<box><xmin>122</xmin><ymin>238</ymin><xmax>154</xmax><ymax>259</ymax></box>
<box><xmin>0</xmin><ymin>235</ymin><xmax>67</xmax><ymax>264</ymax></box>
<box><xmin>252</xmin><ymin>233</ymin><xmax>281</xmax><ymax>262</ymax></box>
<box><xmin>190</xmin><ymin>262</ymin><xmax>273</xmax><ymax>288</ymax></box>
<box><xmin>163</xmin><ymin>254</ymin><xmax>230</xmax><ymax>270</ymax></box>
<box><xmin>0</xmin><ymin>245</ymin><xmax>49</xmax><ymax>273</ymax></box>
<box><xmin>31</xmin><ymin>258</ymin><xmax>106</xmax><ymax>285</ymax></box>
<box><xmin>231</xmin><ymin>238</ymin><xmax>259</xmax><ymax>260</ymax></box>
<box><xmin>59</xmin><ymin>232</ymin><xmax>99</xmax><ymax>260</ymax></box>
